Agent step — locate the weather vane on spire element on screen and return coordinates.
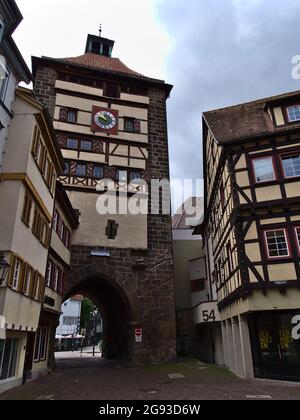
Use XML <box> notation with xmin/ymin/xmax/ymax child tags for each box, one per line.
<box><xmin>99</xmin><ymin>24</ymin><xmax>102</xmax><ymax>37</ymax></box>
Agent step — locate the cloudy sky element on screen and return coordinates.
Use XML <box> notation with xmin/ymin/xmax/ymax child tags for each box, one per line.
<box><xmin>14</xmin><ymin>0</ymin><xmax>300</xmax><ymax>209</ymax></box>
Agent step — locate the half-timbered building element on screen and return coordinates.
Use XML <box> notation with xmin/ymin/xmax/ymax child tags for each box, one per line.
<box><xmin>196</xmin><ymin>90</ymin><xmax>300</xmax><ymax>382</ymax></box>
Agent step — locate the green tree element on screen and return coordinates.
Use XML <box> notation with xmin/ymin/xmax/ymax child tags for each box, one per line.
<box><xmin>80</xmin><ymin>298</ymin><xmax>97</xmax><ymax>329</ymax></box>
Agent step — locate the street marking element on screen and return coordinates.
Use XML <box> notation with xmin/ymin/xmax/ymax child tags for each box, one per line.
<box><xmin>168</xmin><ymin>373</ymin><xmax>185</xmax><ymax>379</ymax></box>
<box><xmin>35</xmin><ymin>395</ymin><xmax>55</xmax><ymax>400</ymax></box>
<box><xmin>246</xmin><ymin>395</ymin><xmax>273</xmax><ymax>400</ymax></box>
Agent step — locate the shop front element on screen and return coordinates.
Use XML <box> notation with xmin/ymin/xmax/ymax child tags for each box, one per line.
<box><xmin>249</xmin><ymin>311</ymin><xmax>300</xmax><ymax>382</ymax></box>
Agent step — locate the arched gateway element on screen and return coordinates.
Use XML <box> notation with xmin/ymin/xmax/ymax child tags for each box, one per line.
<box><xmin>32</xmin><ymin>32</ymin><xmax>177</xmax><ymax>367</ymax></box>
<box><xmin>64</xmin><ymin>262</ymin><xmax>139</xmax><ymax>363</ymax></box>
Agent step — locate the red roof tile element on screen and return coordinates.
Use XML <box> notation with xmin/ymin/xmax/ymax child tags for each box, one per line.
<box><xmin>63</xmin><ymin>53</ymin><xmax>144</xmax><ymax>78</ymax></box>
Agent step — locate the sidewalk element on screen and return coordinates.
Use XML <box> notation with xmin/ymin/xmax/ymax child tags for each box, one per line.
<box><xmin>55</xmin><ymin>346</ymin><xmax>102</xmax><ymax>360</ymax></box>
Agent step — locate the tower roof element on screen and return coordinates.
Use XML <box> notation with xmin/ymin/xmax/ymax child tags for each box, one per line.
<box><xmin>63</xmin><ymin>52</ymin><xmax>144</xmax><ymax>78</ymax></box>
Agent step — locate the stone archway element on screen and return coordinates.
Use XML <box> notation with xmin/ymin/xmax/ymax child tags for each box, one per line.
<box><xmin>63</xmin><ymin>262</ymin><xmax>141</xmax><ymax>364</ymax></box>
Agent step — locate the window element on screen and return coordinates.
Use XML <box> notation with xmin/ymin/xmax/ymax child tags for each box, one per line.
<box><xmin>281</xmin><ymin>153</ymin><xmax>300</xmax><ymax>178</ymax></box>
<box><xmin>32</xmin><ymin>207</ymin><xmax>50</xmax><ymax>247</ymax></box>
<box><xmin>63</xmin><ymin>317</ymin><xmax>78</xmax><ymax>326</ymax></box>
<box><xmin>46</xmin><ymin>261</ymin><xmax>52</xmax><ymax>288</ymax></box>
<box><xmin>295</xmin><ymin>227</ymin><xmax>300</xmax><ymax>254</ymax></box>
<box><xmin>91</xmin><ymin>41</ymin><xmax>100</xmax><ymax>54</ymax></box>
<box><xmin>93</xmin><ymin>166</ymin><xmax>103</xmax><ymax>179</ymax></box>
<box><xmin>12</xmin><ymin>258</ymin><xmax>22</xmax><ymax>290</ymax></box>
<box><xmin>67</xmin><ymin>110</ymin><xmax>77</xmax><ymax>123</ymax></box>
<box><xmin>124</xmin><ymin>118</ymin><xmax>135</xmax><ymax>133</ymax></box>
<box><xmin>264</xmin><ymin>229</ymin><xmax>290</xmax><ymax>259</ymax></box>
<box><xmin>22</xmin><ymin>192</ymin><xmax>33</xmax><ymax>226</ymax></box>
<box><xmin>54</xmin><ymin>267</ymin><xmax>59</xmax><ymax>292</ymax></box>
<box><xmin>130</xmin><ymin>171</ymin><xmax>141</xmax><ymax>182</ymax></box>
<box><xmin>23</xmin><ymin>265</ymin><xmax>33</xmax><ymax>296</ymax></box>
<box><xmin>117</xmin><ymin>170</ymin><xmax>127</xmax><ymax>183</ymax></box>
<box><xmin>287</xmin><ymin>105</ymin><xmax>300</xmax><ymax>122</ymax></box>
<box><xmin>0</xmin><ymin>69</ymin><xmax>10</xmax><ymax>102</ymax></box>
<box><xmin>0</xmin><ymin>338</ymin><xmax>19</xmax><ymax>381</ymax></box>
<box><xmin>32</xmin><ymin>273</ymin><xmax>45</xmax><ymax>302</ymax></box>
<box><xmin>104</xmin><ymin>82</ymin><xmax>120</xmax><ymax>98</ymax></box>
<box><xmin>81</xmin><ymin>140</ymin><xmax>92</xmax><ymax>151</ymax></box>
<box><xmin>252</xmin><ymin>156</ymin><xmax>276</xmax><ymax>183</ymax></box>
<box><xmin>57</xmin><ymin>217</ymin><xmax>64</xmax><ymax>241</ymax></box>
<box><xmin>0</xmin><ymin>17</ymin><xmax>4</xmax><ymax>42</ymax></box>
<box><xmin>67</xmin><ymin>139</ymin><xmax>78</xmax><ymax>150</ymax></box>
<box><xmin>76</xmin><ymin>164</ymin><xmax>87</xmax><ymax>177</ymax></box>
<box><xmin>64</xmin><ymin>162</ymin><xmax>70</xmax><ymax>176</ymax></box>
<box><xmin>64</xmin><ymin>228</ymin><xmax>70</xmax><ymax>248</ymax></box>
<box><xmin>34</xmin><ymin>327</ymin><xmax>48</xmax><ymax>362</ymax></box>
<box><xmin>227</xmin><ymin>242</ymin><xmax>233</xmax><ymax>274</ymax></box>
<box><xmin>191</xmin><ymin>279</ymin><xmax>206</xmax><ymax>293</ymax></box>
<box><xmin>52</xmin><ymin>210</ymin><xmax>59</xmax><ymax>231</ymax></box>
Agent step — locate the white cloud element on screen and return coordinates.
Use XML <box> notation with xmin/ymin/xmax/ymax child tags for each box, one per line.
<box><xmin>14</xmin><ymin>0</ymin><xmax>173</xmax><ymax>80</ymax></box>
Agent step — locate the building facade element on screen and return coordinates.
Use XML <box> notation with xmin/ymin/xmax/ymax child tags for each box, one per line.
<box><xmin>196</xmin><ymin>91</ymin><xmax>300</xmax><ymax>382</ymax></box>
<box><xmin>25</xmin><ymin>181</ymin><xmax>79</xmax><ymax>381</ymax></box>
<box><xmin>0</xmin><ymin>87</ymin><xmax>64</xmax><ymax>392</ymax></box>
<box><xmin>173</xmin><ymin>198</ymin><xmax>224</xmax><ymax>365</ymax></box>
<box><xmin>0</xmin><ymin>0</ymin><xmax>31</xmax><ymax>171</ymax></box>
<box><xmin>56</xmin><ymin>296</ymin><xmax>83</xmax><ymax>337</ymax></box>
<box><xmin>32</xmin><ymin>33</ymin><xmax>176</xmax><ymax>365</ymax></box>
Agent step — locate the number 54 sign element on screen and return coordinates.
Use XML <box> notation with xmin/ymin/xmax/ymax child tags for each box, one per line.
<box><xmin>194</xmin><ymin>302</ymin><xmax>220</xmax><ymax>325</ymax></box>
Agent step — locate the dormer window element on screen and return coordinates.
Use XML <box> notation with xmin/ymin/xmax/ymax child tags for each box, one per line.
<box><xmin>287</xmin><ymin>105</ymin><xmax>300</xmax><ymax>122</ymax></box>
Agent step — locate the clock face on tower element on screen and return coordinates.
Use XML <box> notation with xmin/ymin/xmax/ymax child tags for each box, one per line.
<box><xmin>94</xmin><ymin>110</ymin><xmax>116</xmax><ymax>130</ymax></box>
<box><xmin>91</xmin><ymin>106</ymin><xmax>119</xmax><ymax>134</ymax></box>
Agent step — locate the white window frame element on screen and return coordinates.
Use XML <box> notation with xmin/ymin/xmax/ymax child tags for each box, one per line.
<box><xmin>252</xmin><ymin>156</ymin><xmax>276</xmax><ymax>183</ymax></box>
<box><xmin>264</xmin><ymin>228</ymin><xmax>290</xmax><ymax>259</ymax></box>
<box><xmin>46</xmin><ymin>261</ymin><xmax>52</xmax><ymax>288</ymax></box>
<box><xmin>287</xmin><ymin>105</ymin><xmax>300</xmax><ymax>123</ymax></box>
<box><xmin>12</xmin><ymin>259</ymin><xmax>22</xmax><ymax>290</ymax></box>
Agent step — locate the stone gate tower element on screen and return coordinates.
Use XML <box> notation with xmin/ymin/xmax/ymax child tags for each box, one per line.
<box><xmin>32</xmin><ymin>33</ymin><xmax>176</xmax><ymax>365</ymax></box>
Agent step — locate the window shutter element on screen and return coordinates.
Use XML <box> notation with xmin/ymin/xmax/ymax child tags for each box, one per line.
<box><xmin>31</xmin><ymin>125</ymin><xmax>38</xmax><ymax>155</ymax></box>
<box><xmin>133</xmin><ymin>119</ymin><xmax>141</xmax><ymax>134</ymax></box>
<box><xmin>87</xmin><ymin>163</ymin><xmax>93</xmax><ymax>178</ymax></box>
<box><xmin>57</xmin><ymin>135</ymin><xmax>67</xmax><ymax>148</ymax></box>
<box><xmin>20</xmin><ymin>263</ymin><xmax>28</xmax><ymax>294</ymax></box>
<box><xmin>70</xmin><ymin>161</ymin><xmax>77</xmax><ymax>176</ymax></box>
<box><xmin>60</xmin><ymin>271</ymin><xmax>65</xmax><ymax>296</ymax></box>
<box><xmin>38</xmin><ymin>277</ymin><xmax>45</xmax><ymax>303</ymax></box>
<box><xmin>104</xmin><ymin>166</ymin><xmax>117</xmax><ymax>181</ymax></box>
<box><xmin>50</xmin><ymin>266</ymin><xmax>56</xmax><ymax>290</ymax></box>
<box><xmin>30</xmin><ymin>271</ymin><xmax>38</xmax><ymax>299</ymax></box>
<box><xmin>59</xmin><ymin>107</ymin><xmax>68</xmax><ymax>122</ymax></box>
<box><xmin>93</xmin><ymin>140</ymin><xmax>104</xmax><ymax>154</ymax></box>
<box><xmin>142</xmin><ymin>170</ymin><xmax>151</xmax><ymax>184</ymax></box>
<box><xmin>7</xmin><ymin>254</ymin><xmax>16</xmax><ymax>287</ymax></box>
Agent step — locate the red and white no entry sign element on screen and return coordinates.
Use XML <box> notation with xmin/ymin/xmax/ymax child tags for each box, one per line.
<box><xmin>135</xmin><ymin>328</ymin><xmax>143</xmax><ymax>343</ymax></box>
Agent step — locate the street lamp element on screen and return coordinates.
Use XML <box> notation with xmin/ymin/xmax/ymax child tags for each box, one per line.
<box><xmin>0</xmin><ymin>252</ymin><xmax>10</xmax><ymax>286</ymax></box>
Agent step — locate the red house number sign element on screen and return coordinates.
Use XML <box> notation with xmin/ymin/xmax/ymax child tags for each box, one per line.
<box><xmin>135</xmin><ymin>328</ymin><xmax>143</xmax><ymax>343</ymax></box>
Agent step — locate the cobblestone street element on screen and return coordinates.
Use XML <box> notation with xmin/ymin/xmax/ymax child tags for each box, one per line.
<box><xmin>1</xmin><ymin>357</ymin><xmax>300</xmax><ymax>401</ymax></box>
